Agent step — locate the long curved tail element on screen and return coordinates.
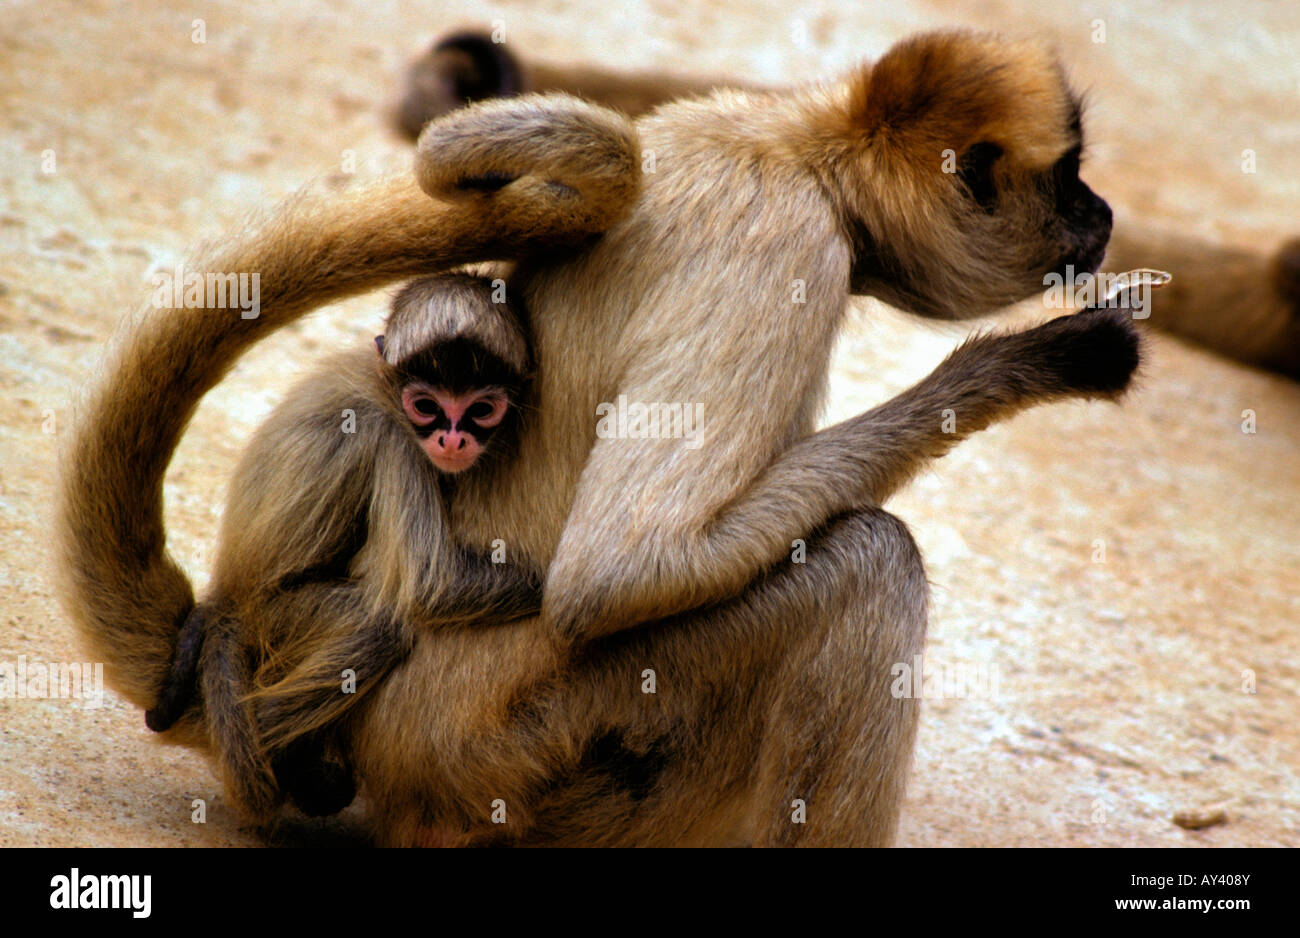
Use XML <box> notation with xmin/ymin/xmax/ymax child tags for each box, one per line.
<box><xmin>55</xmin><ymin>94</ymin><xmax>640</xmax><ymax>716</ymax></box>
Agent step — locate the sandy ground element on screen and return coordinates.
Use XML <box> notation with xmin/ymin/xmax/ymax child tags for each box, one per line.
<box><xmin>0</xmin><ymin>0</ymin><xmax>1296</xmax><ymax>847</ymax></box>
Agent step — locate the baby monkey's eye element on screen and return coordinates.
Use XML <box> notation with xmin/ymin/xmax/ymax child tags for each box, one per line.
<box><xmin>957</xmin><ymin>141</ymin><xmax>1003</xmax><ymax>212</ymax></box>
<box><xmin>414</xmin><ymin>398</ymin><xmax>440</xmax><ymax>416</ymax></box>
<box><xmin>466</xmin><ymin>401</ymin><xmax>495</xmax><ymax>421</ymax></box>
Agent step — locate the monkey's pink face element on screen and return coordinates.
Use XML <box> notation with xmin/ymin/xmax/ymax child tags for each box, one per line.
<box><xmin>401</xmin><ymin>384</ymin><xmax>509</xmax><ymax>473</ymax></box>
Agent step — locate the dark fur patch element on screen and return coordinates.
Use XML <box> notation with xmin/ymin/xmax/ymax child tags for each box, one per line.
<box><xmin>580</xmin><ymin>730</ymin><xmax>668</xmax><ymax>803</ymax></box>
<box><xmin>456</xmin><ymin>171</ymin><xmax>515</xmax><ymax>192</ymax></box>
<box><xmin>1044</xmin><ymin>309</ymin><xmax>1140</xmax><ymax>394</ymax></box>
<box><xmin>144</xmin><ymin>602</ymin><xmax>208</xmax><ymax>732</ymax></box>
<box><xmin>957</xmin><ymin>141</ymin><xmax>1002</xmax><ymax>212</ymax></box>
<box><xmin>396</xmin><ymin>337</ymin><xmax>523</xmax><ymax>394</ymax></box>
<box><xmin>847</xmin><ymin>224</ymin><xmax>958</xmax><ymax>317</ymax></box>
<box><xmin>272</xmin><ymin>733</ymin><xmax>357</xmax><ymax>817</ymax></box>
<box><xmin>1066</xmin><ymin>92</ymin><xmax>1085</xmax><ymax>150</ymax></box>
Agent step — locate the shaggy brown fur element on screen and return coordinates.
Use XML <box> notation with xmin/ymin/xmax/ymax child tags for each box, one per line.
<box><xmin>62</xmin><ymin>31</ymin><xmax>1139</xmax><ymax>845</ymax></box>
<box><xmin>401</xmin><ymin>28</ymin><xmax>1300</xmax><ymax>378</ymax></box>
<box><xmin>146</xmin><ymin>273</ymin><xmax>542</xmax><ymax>820</ymax></box>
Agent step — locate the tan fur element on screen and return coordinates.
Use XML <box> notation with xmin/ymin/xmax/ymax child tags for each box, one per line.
<box><xmin>62</xmin><ymin>31</ymin><xmax>1141</xmax><ymax>844</ymax></box>
<box><xmin>404</xmin><ymin>28</ymin><xmax>1299</xmax><ymax>378</ymax></box>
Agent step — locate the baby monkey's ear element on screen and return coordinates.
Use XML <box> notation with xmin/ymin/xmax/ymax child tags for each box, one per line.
<box><xmin>374</xmin><ymin>335</ymin><xmax>387</xmax><ymax>358</ymax></box>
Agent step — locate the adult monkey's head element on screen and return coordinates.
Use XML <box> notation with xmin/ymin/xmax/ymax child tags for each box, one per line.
<box><xmin>818</xmin><ymin>31</ymin><xmax>1112</xmax><ymax>319</ymax></box>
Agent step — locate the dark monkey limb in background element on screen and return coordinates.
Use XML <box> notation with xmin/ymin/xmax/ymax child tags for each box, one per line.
<box><xmin>401</xmin><ymin>29</ymin><xmax>1300</xmax><ymax>378</ymax></box>
<box><xmin>64</xmin><ymin>31</ymin><xmax>1145</xmax><ymax>844</ymax></box>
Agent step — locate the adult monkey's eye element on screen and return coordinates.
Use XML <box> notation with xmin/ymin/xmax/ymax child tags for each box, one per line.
<box><xmin>1054</xmin><ymin>145</ymin><xmax>1082</xmax><ymax>186</ymax></box>
<box><xmin>1051</xmin><ymin>145</ymin><xmax>1084</xmax><ymax>210</ymax></box>
<box><xmin>957</xmin><ymin>141</ymin><xmax>1003</xmax><ymax>212</ymax></box>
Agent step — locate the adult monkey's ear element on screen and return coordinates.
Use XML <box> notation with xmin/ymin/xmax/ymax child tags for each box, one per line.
<box><xmin>374</xmin><ymin>335</ymin><xmax>386</xmax><ymax>358</ymax></box>
<box><xmin>397</xmin><ymin>30</ymin><xmax>526</xmax><ymax>139</ymax></box>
